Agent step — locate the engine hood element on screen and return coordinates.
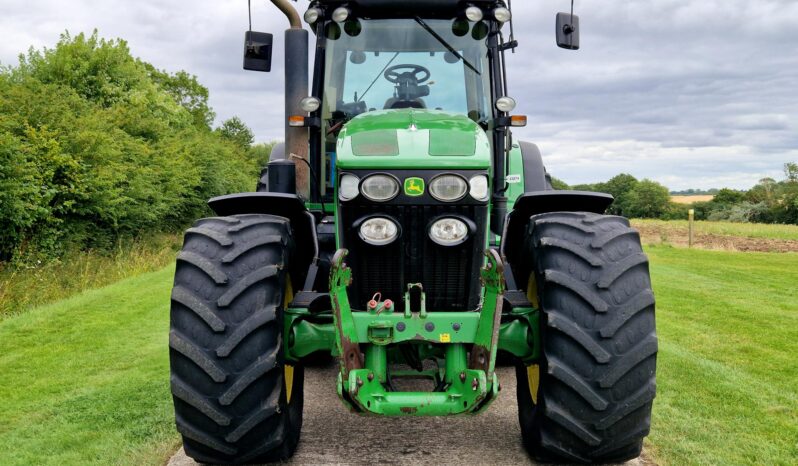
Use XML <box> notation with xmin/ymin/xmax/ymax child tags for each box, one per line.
<box><xmin>335</xmin><ymin>109</ymin><xmax>492</xmax><ymax>170</ymax></box>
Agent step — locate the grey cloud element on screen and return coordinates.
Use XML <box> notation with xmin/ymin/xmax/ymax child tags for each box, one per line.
<box><xmin>1</xmin><ymin>0</ymin><xmax>797</xmax><ymax>190</ymax></box>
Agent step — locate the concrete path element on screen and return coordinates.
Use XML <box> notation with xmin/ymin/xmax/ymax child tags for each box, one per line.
<box><xmin>168</xmin><ymin>364</ymin><xmax>651</xmax><ymax>465</ymax></box>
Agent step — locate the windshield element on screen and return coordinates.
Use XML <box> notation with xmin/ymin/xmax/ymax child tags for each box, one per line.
<box><xmin>322</xmin><ymin>18</ymin><xmax>493</xmax><ymax>125</ymax></box>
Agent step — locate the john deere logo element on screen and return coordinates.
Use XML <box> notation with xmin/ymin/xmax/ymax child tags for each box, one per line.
<box><xmin>404</xmin><ymin>177</ymin><xmax>425</xmax><ymax>196</ymax></box>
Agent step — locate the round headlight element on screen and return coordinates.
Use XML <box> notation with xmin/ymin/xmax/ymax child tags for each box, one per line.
<box><xmin>360</xmin><ymin>217</ymin><xmax>399</xmax><ymax>246</ymax></box>
<box><xmin>361</xmin><ymin>174</ymin><xmax>399</xmax><ymax>202</ymax></box>
<box><xmin>299</xmin><ymin>96</ymin><xmax>321</xmax><ymax>113</ymax></box>
<box><xmin>332</xmin><ymin>7</ymin><xmax>350</xmax><ymax>23</ymax></box>
<box><xmin>469</xmin><ymin>175</ymin><xmax>490</xmax><ymax>201</ymax></box>
<box><xmin>495</xmin><ymin>96</ymin><xmax>517</xmax><ymax>112</ymax></box>
<box><xmin>465</xmin><ymin>6</ymin><xmax>484</xmax><ymax>22</ymax></box>
<box><xmin>304</xmin><ymin>7</ymin><xmax>321</xmax><ymax>25</ymax></box>
<box><xmin>429</xmin><ymin>218</ymin><xmax>469</xmax><ymax>246</ymax></box>
<box><xmin>493</xmin><ymin>7</ymin><xmax>512</xmax><ymax>23</ymax></box>
<box><xmin>339</xmin><ymin>174</ymin><xmax>360</xmax><ymax>201</ymax></box>
<box><xmin>429</xmin><ymin>175</ymin><xmax>468</xmax><ymax>202</ymax></box>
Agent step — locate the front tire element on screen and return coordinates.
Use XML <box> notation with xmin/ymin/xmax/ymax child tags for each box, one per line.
<box><xmin>169</xmin><ymin>214</ymin><xmax>304</xmax><ymax>464</ymax></box>
<box><xmin>515</xmin><ymin>212</ymin><xmax>657</xmax><ymax>463</ymax></box>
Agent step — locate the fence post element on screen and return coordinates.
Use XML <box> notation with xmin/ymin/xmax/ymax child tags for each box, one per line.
<box><xmin>688</xmin><ymin>209</ymin><xmax>695</xmax><ymax>248</ymax></box>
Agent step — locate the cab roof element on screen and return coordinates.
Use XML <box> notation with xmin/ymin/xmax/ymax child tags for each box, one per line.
<box><xmin>311</xmin><ymin>0</ymin><xmax>505</xmax><ymax>19</ymax></box>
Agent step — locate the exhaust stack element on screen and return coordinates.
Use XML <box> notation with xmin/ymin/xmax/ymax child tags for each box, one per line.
<box><xmin>271</xmin><ymin>0</ymin><xmax>310</xmax><ymax>200</ymax></box>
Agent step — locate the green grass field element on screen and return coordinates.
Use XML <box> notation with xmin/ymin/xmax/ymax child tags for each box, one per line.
<box><xmin>0</xmin><ymin>267</ymin><xmax>179</xmax><ymax>466</ymax></box>
<box><xmin>0</xmin><ymin>246</ymin><xmax>796</xmax><ymax>465</ymax></box>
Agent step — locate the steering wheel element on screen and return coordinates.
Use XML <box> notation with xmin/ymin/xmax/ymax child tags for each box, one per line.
<box><xmin>384</xmin><ymin>64</ymin><xmax>431</xmax><ymax>84</ymax></box>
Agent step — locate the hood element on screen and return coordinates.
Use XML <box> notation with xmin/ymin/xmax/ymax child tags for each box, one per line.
<box><xmin>335</xmin><ymin>109</ymin><xmax>492</xmax><ymax>170</ymax></box>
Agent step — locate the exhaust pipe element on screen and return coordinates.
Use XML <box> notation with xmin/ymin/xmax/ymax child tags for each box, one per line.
<box><xmin>271</xmin><ymin>0</ymin><xmax>310</xmax><ymax>200</ymax></box>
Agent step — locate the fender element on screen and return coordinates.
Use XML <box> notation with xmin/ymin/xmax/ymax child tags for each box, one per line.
<box><xmin>208</xmin><ymin>192</ymin><xmax>318</xmax><ymax>287</ymax></box>
<box><xmin>500</xmin><ymin>190</ymin><xmax>614</xmax><ymax>287</ymax></box>
<box><xmin>518</xmin><ymin>141</ymin><xmax>551</xmax><ymax>192</ymax></box>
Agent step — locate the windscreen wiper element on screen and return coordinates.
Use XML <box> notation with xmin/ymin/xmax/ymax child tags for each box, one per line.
<box><xmin>414</xmin><ymin>16</ymin><xmax>480</xmax><ymax>75</ymax></box>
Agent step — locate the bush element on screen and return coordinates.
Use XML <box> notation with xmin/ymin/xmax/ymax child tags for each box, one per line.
<box><xmin>0</xmin><ymin>32</ymin><xmax>258</xmax><ymax>263</ymax></box>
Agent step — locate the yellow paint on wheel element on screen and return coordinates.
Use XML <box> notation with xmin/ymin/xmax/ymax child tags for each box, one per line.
<box><xmin>526</xmin><ymin>274</ymin><xmax>539</xmax><ymax>309</ymax></box>
<box><xmin>285</xmin><ymin>364</ymin><xmax>295</xmax><ymax>403</ymax></box>
<box><xmin>283</xmin><ymin>276</ymin><xmax>294</xmax><ymax>404</ymax></box>
<box><xmin>526</xmin><ymin>364</ymin><xmax>540</xmax><ymax>404</ymax></box>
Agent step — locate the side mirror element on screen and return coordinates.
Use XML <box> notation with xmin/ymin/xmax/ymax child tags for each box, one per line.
<box><xmin>243</xmin><ymin>31</ymin><xmax>273</xmax><ymax>72</ymax></box>
<box><xmin>556</xmin><ymin>12</ymin><xmax>580</xmax><ymax>50</ymax></box>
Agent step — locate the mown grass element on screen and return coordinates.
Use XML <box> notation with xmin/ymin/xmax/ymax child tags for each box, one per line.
<box><xmin>634</xmin><ymin>219</ymin><xmax>798</xmax><ymax>241</ymax></box>
<box><xmin>0</xmin><ymin>233</ymin><xmax>182</xmax><ymax>319</ymax></box>
<box><xmin>645</xmin><ymin>246</ymin><xmax>798</xmax><ymax>464</ymax></box>
<box><xmin>0</xmin><ymin>245</ymin><xmax>795</xmax><ymax>465</ymax></box>
<box><xmin>0</xmin><ymin>266</ymin><xmax>179</xmax><ymax>466</ymax></box>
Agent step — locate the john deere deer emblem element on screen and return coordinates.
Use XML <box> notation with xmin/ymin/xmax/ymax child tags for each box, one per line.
<box><xmin>404</xmin><ymin>177</ymin><xmax>425</xmax><ymax>196</ymax></box>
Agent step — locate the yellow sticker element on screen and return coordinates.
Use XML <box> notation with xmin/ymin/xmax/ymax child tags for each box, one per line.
<box><xmin>440</xmin><ymin>333</ymin><xmax>451</xmax><ymax>343</ymax></box>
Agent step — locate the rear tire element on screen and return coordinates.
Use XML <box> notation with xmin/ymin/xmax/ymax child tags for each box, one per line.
<box><xmin>169</xmin><ymin>214</ymin><xmax>304</xmax><ymax>464</ymax></box>
<box><xmin>514</xmin><ymin>212</ymin><xmax>657</xmax><ymax>463</ymax></box>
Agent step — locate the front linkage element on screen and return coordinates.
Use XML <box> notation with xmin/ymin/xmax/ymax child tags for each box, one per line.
<box><xmin>329</xmin><ymin>248</ymin><xmax>505</xmax><ymax>415</ymax></box>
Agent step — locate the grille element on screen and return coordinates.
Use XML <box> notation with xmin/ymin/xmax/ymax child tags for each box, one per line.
<box><xmin>340</xmin><ymin>204</ymin><xmax>487</xmax><ymax>311</ymax></box>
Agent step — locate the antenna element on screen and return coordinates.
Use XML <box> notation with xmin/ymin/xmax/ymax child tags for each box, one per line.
<box><xmin>508</xmin><ymin>0</ymin><xmax>516</xmax><ymax>53</ymax></box>
<box><xmin>247</xmin><ymin>0</ymin><xmax>254</xmax><ymax>49</ymax></box>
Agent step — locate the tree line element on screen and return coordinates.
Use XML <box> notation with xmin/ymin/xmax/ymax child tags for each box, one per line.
<box><xmin>554</xmin><ymin>162</ymin><xmax>798</xmax><ymax>224</ymax></box>
<box><xmin>0</xmin><ymin>32</ymin><xmax>272</xmax><ymax>264</ymax></box>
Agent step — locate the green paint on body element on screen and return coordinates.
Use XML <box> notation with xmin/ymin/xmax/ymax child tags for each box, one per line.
<box><xmin>336</xmin><ymin>109</ymin><xmax>491</xmax><ymax>170</ymax></box>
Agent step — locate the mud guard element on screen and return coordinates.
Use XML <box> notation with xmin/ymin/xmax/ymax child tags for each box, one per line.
<box><xmin>500</xmin><ymin>190</ymin><xmax>614</xmax><ymax>284</ymax></box>
<box><xmin>208</xmin><ymin>192</ymin><xmax>317</xmax><ymax>287</ymax></box>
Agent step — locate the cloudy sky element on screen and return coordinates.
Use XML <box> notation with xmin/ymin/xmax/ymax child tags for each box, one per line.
<box><xmin>1</xmin><ymin>0</ymin><xmax>797</xmax><ymax>190</ymax></box>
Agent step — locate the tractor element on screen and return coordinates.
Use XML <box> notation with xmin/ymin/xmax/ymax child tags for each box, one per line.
<box><xmin>168</xmin><ymin>0</ymin><xmax>657</xmax><ymax>463</ymax></box>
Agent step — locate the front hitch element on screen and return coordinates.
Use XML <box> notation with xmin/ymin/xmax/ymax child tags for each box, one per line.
<box><xmin>328</xmin><ymin>248</ymin><xmax>505</xmax><ymax>416</ymax></box>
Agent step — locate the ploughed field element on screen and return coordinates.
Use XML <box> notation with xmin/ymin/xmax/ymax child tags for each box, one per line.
<box><xmin>632</xmin><ymin>219</ymin><xmax>798</xmax><ymax>252</ymax></box>
<box><xmin>0</xmin><ymin>234</ymin><xmax>796</xmax><ymax>465</ymax></box>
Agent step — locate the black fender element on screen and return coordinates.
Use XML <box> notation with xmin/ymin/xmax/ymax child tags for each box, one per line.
<box><xmin>256</xmin><ymin>142</ymin><xmax>286</xmax><ymax>192</ymax></box>
<box><xmin>519</xmin><ymin>141</ymin><xmax>553</xmax><ymax>192</ymax></box>
<box><xmin>208</xmin><ymin>192</ymin><xmax>317</xmax><ymax>287</ymax></box>
<box><xmin>500</xmin><ymin>190</ymin><xmax>614</xmax><ymax>288</ymax></box>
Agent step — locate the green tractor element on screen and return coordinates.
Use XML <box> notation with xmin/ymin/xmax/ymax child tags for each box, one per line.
<box><xmin>168</xmin><ymin>1</ymin><xmax>657</xmax><ymax>463</ymax></box>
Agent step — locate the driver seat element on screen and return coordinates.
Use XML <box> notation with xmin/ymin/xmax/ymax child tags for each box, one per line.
<box><xmin>384</xmin><ymin>97</ymin><xmax>426</xmax><ymax>109</ymax></box>
<box><xmin>384</xmin><ymin>72</ymin><xmax>430</xmax><ymax>109</ymax></box>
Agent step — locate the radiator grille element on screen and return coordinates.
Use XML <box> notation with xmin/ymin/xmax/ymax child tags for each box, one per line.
<box><xmin>340</xmin><ymin>204</ymin><xmax>487</xmax><ymax>311</ymax></box>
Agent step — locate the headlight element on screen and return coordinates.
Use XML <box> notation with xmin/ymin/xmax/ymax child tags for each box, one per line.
<box><xmin>332</xmin><ymin>7</ymin><xmax>350</xmax><ymax>23</ymax></box>
<box><xmin>495</xmin><ymin>96</ymin><xmax>517</xmax><ymax>112</ymax></box>
<box><xmin>299</xmin><ymin>96</ymin><xmax>321</xmax><ymax>113</ymax></box>
<box><xmin>465</xmin><ymin>6</ymin><xmax>483</xmax><ymax>22</ymax></box>
<box><xmin>360</xmin><ymin>217</ymin><xmax>399</xmax><ymax>246</ymax></box>
<box><xmin>429</xmin><ymin>175</ymin><xmax>467</xmax><ymax>202</ymax></box>
<box><xmin>469</xmin><ymin>175</ymin><xmax>490</xmax><ymax>201</ymax></box>
<box><xmin>339</xmin><ymin>174</ymin><xmax>360</xmax><ymax>201</ymax></box>
<box><xmin>429</xmin><ymin>218</ymin><xmax>469</xmax><ymax>246</ymax></box>
<box><xmin>303</xmin><ymin>7</ymin><xmax>321</xmax><ymax>25</ymax></box>
<box><xmin>493</xmin><ymin>7</ymin><xmax>512</xmax><ymax>23</ymax></box>
<box><xmin>361</xmin><ymin>174</ymin><xmax>399</xmax><ymax>202</ymax></box>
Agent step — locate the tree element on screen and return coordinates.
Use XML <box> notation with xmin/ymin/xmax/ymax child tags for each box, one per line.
<box><xmin>217</xmin><ymin>117</ymin><xmax>254</xmax><ymax>149</ymax></box>
<box><xmin>785</xmin><ymin>162</ymin><xmax>798</xmax><ymax>183</ymax></box>
<box><xmin>146</xmin><ymin>65</ymin><xmax>215</xmax><ymax>129</ymax></box>
<box><xmin>624</xmin><ymin>179</ymin><xmax>670</xmax><ymax>218</ymax></box>
<box><xmin>711</xmin><ymin>188</ymin><xmax>745</xmax><ymax>206</ymax></box>
<box><xmin>602</xmin><ymin>173</ymin><xmax>639</xmax><ymax>215</ymax></box>
<box><xmin>549</xmin><ymin>177</ymin><xmax>570</xmax><ymax>190</ymax></box>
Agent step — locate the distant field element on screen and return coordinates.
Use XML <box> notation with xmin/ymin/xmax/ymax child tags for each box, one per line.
<box><xmin>632</xmin><ymin>219</ymin><xmax>798</xmax><ymax>252</ymax></box>
<box><xmin>671</xmin><ymin>194</ymin><xmax>714</xmax><ymax>204</ymax></box>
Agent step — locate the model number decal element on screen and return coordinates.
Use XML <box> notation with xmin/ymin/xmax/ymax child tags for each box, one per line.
<box><xmin>506</xmin><ymin>174</ymin><xmax>522</xmax><ymax>184</ymax></box>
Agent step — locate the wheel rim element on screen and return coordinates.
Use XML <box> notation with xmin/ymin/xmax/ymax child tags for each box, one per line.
<box><xmin>526</xmin><ymin>273</ymin><xmax>540</xmax><ymax>403</ymax></box>
<box><xmin>283</xmin><ymin>276</ymin><xmax>295</xmax><ymax>404</ymax></box>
